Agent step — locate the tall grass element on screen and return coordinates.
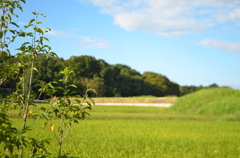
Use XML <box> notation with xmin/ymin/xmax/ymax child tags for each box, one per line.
<box><xmin>2</xmin><ymin>89</ymin><xmax>240</xmax><ymax>157</ymax></box>
<box><xmin>9</xmin><ymin>118</ymin><xmax>240</xmax><ymax>157</ymax></box>
<box><xmin>170</xmin><ymin>88</ymin><xmax>240</xmax><ymax>120</ymax></box>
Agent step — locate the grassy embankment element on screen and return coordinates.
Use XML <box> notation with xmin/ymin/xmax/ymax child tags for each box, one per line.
<box><xmin>2</xmin><ymin>88</ymin><xmax>240</xmax><ymax>157</ymax></box>
<box><xmin>170</xmin><ymin>87</ymin><xmax>240</xmax><ymax>120</ymax></box>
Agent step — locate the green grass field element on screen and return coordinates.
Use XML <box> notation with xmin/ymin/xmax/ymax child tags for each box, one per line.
<box><xmin>3</xmin><ymin>104</ymin><xmax>240</xmax><ymax>157</ymax></box>
<box><xmin>2</xmin><ymin>88</ymin><xmax>240</xmax><ymax>157</ymax></box>
<box><xmin>9</xmin><ymin>117</ymin><xmax>240</xmax><ymax>158</ymax></box>
<box><xmin>170</xmin><ymin>87</ymin><xmax>240</xmax><ymax>121</ymax></box>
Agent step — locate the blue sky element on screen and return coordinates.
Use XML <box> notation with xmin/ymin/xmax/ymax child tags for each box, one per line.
<box><xmin>11</xmin><ymin>0</ymin><xmax>240</xmax><ymax>89</ymax></box>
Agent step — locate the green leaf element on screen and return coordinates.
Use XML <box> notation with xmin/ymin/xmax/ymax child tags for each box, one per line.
<box><xmin>41</xmin><ymin>14</ymin><xmax>47</xmax><ymax>19</ymax></box>
<box><xmin>9</xmin><ymin>29</ymin><xmax>16</xmax><ymax>34</ymax></box>
<box><xmin>22</xmin><ymin>42</ymin><xmax>30</xmax><ymax>45</ymax></box>
<box><xmin>73</xmin><ymin>119</ymin><xmax>79</xmax><ymax>123</ymax></box>
<box><xmin>88</xmin><ymin>97</ymin><xmax>95</xmax><ymax>105</ymax></box>
<box><xmin>7</xmin><ymin>14</ymin><xmax>12</xmax><ymax>21</ymax></box>
<box><xmin>26</xmin><ymin>32</ymin><xmax>33</xmax><ymax>36</ymax></box>
<box><xmin>69</xmin><ymin>84</ymin><xmax>77</xmax><ymax>88</ymax></box>
<box><xmin>43</xmin><ymin>121</ymin><xmax>48</xmax><ymax>129</ymax></box>
<box><xmin>53</xmin><ymin>108</ymin><xmax>59</xmax><ymax>117</ymax></box>
<box><xmin>33</xmin><ymin>115</ymin><xmax>40</xmax><ymax>122</ymax></box>
<box><xmin>82</xmin><ymin>111</ymin><xmax>90</xmax><ymax>120</ymax></box>
<box><xmin>28</xmin><ymin>19</ymin><xmax>35</xmax><ymax>25</ymax></box>
<box><xmin>0</xmin><ymin>31</ymin><xmax>3</xmax><ymax>38</ymax></box>
<box><xmin>87</xmin><ymin>88</ymin><xmax>97</xmax><ymax>94</ymax></box>
<box><xmin>74</xmin><ymin>99</ymin><xmax>81</xmax><ymax>104</ymax></box>
<box><xmin>33</xmin><ymin>67</ymin><xmax>38</xmax><ymax>72</ymax></box>
<box><xmin>5</xmin><ymin>49</ymin><xmax>10</xmax><ymax>56</ymax></box>
<box><xmin>41</xmin><ymin>112</ymin><xmax>49</xmax><ymax>120</ymax></box>
<box><xmin>82</xmin><ymin>112</ymin><xmax>85</xmax><ymax>120</ymax></box>
<box><xmin>86</xmin><ymin>101</ymin><xmax>92</xmax><ymax>106</ymax></box>
<box><xmin>83</xmin><ymin>106</ymin><xmax>92</xmax><ymax>110</ymax></box>
<box><xmin>67</xmin><ymin>98</ymin><xmax>71</xmax><ymax>105</ymax></box>
<box><xmin>32</xmin><ymin>12</ymin><xmax>37</xmax><ymax>15</ymax></box>
<box><xmin>40</xmin><ymin>107</ymin><xmax>46</xmax><ymax>112</ymax></box>
<box><xmin>34</xmin><ymin>27</ymin><xmax>44</xmax><ymax>34</ymax></box>
<box><xmin>18</xmin><ymin>31</ymin><xmax>25</xmax><ymax>37</ymax></box>
<box><xmin>10</xmin><ymin>22</ymin><xmax>19</xmax><ymax>27</ymax></box>
<box><xmin>57</xmin><ymin>86</ymin><xmax>64</xmax><ymax>90</ymax></box>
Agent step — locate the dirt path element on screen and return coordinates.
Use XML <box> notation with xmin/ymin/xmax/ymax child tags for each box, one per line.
<box><xmin>70</xmin><ymin>97</ymin><xmax>176</xmax><ymax>107</ymax></box>
<box><xmin>92</xmin><ymin>97</ymin><xmax>176</xmax><ymax>104</ymax></box>
<box><xmin>94</xmin><ymin>103</ymin><xmax>173</xmax><ymax>107</ymax></box>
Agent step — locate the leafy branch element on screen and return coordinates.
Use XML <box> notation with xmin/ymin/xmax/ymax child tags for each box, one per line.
<box><xmin>37</xmin><ymin>67</ymin><xmax>95</xmax><ymax>157</ymax></box>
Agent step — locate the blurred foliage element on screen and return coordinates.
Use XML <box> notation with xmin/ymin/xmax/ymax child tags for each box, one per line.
<box><xmin>1</xmin><ymin>54</ymin><xmax>223</xmax><ymax>97</ymax></box>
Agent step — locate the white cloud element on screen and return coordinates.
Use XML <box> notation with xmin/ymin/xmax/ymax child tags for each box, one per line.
<box><xmin>199</xmin><ymin>39</ymin><xmax>240</xmax><ymax>53</ymax></box>
<box><xmin>18</xmin><ymin>21</ymin><xmax>25</xmax><ymax>26</ymax></box>
<box><xmin>216</xmin><ymin>8</ymin><xmax>240</xmax><ymax>23</ymax></box>
<box><xmin>46</xmin><ymin>29</ymin><xmax>68</xmax><ymax>37</ymax></box>
<box><xmin>45</xmin><ymin>28</ymin><xmax>114</xmax><ymax>49</ymax></box>
<box><xmin>78</xmin><ymin>36</ymin><xmax>114</xmax><ymax>49</ymax></box>
<box><xmin>78</xmin><ymin>0</ymin><xmax>117</xmax><ymax>7</ymax></box>
<box><xmin>80</xmin><ymin>0</ymin><xmax>240</xmax><ymax>37</ymax></box>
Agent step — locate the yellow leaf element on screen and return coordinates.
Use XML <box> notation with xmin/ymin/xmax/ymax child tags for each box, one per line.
<box><xmin>50</xmin><ymin>124</ymin><xmax>54</xmax><ymax>132</ymax></box>
<box><xmin>28</xmin><ymin>110</ymin><xmax>32</xmax><ymax>115</ymax></box>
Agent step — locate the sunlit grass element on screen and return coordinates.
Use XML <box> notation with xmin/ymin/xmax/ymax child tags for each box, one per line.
<box><xmin>170</xmin><ymin>88</ymin><xmax>240</xmax><ymax>120</ymax></box>
<box><xmin>2</xmin><ymin>90</ymin><xmax>240</xmax><ymax>157</ymax></box>
<box><xmin>8</xmin><ymin>118</ymin><xmax>240</xmax><ymax>158</ymax></box>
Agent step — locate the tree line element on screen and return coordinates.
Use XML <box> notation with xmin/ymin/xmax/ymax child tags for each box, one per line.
<box><xmin>0</xmin><ymin>53</ymin><xmax>220</xmax><ymax>98</ymax></box>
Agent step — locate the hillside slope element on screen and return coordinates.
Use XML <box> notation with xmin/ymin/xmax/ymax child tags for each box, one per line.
<box><xmin>170</xmin><ymin>88</ymin><xmax>240</xmax><ymax>118</ymax></box>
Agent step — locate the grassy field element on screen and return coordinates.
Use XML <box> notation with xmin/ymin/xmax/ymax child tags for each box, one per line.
<box><xmin>10</xmin><ymin>116</ymin><xmax>240</xmax><ymax>158</ymax></box>
<box><xmin>3</xmin><ymin>104</ymin><xmax>240</xmax><ymax>157</ymax></box>
<box><xmin>2</xmin><ymin>88</ymin><xmax>240</xmax><ymax>157</ymax></box>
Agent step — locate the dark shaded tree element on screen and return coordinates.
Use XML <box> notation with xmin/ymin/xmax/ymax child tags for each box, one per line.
<box><xmin>166</xmin><ymin>81</ymin><xmax>180</xmax><ymax>96</ymax></box>
<box><xmin>100</xmin><ymin>64</ymin><xmax>145</xmax><ymax>97</ymax></box>
<box><xmin>65</xmin><ymin>55</ymin><xmax>101</xmax><ymax>80</ymax></box>
<box><xmin>142</xmin><ymin>72</ymin><xmax>170</xmax><ymax>96</ymax></box>
<box><xmin>208</xmin><ymin>83</ymin><xmax>219</xmax><ymax>88</ymax></box>
<box><xmin>89</xmin><ymin>77</ymin><xmax>106</xmax><ymax>97</ymax></box>
<box><xmin>179</xmin><ymin>85</ymin><xmax>203</xmax><ymax>96</ymax></box>
<box><xmin>35</xmin><ymin>55</ymin><xmax>65</xmax><ymax>83</ymax></box>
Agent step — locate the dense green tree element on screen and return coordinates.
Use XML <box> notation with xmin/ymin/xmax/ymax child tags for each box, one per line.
<box><xmin>100</xmin><ymin>64</ymin><xmax>145</xmax><ymax>97</ymax></box>
<box><xmin>33</xmin><ymin>55</ymin><xmax>65</xmax><ymax>97</ymax></box>
<box><xmin>166</xmin><ymin>81</ymin><xmax>180</xmax><ymax>96</ymax></box>
<box><xmin>64</xmin><ymin>56</ymin><xmax>102</xmax><ymax>95</ymax></box>
<box><xmin>65</xmin><ymin>55</ymin><xmax>101</xmax><ymax>80</ymax></box>
<box><xmin>0</xmin><ymin>52</ymin><xmax>17</xmax><ymax>91</ymax></box>
<box><xmin>2</xmin><ymin>50</ymin><xmax>215</xmax><ymax>98</ymax></box>
<box><xmin>100</xmin><ymin>64</ymin><xmax>121</xmax><ymax>96</ymax></box>
<box><xmin>142</xmin><ymin>72</ymin><xmax>170</xmax><ymax>96</ymax></box>
<box><xmin>180</xmin><ymin>83</ymin><xmax>219</xmax><ymax>96</ymax></box>
<box><xmin>116</xmin><ymin>64</ymin><xmax>144</xmax><ymax>96</ymax></box>
<box><xmin>98</xmin><ymin>59</ymin><xmax>110</xmax><ymax>77</ymax></box>
<box><xmin>89</xmin><ymin>77</ymin><xmax>106</xmax><ymax>97</ymax></box>
<box><xmin>208</xmin><ymin>83</ymin><xmax>219</xmax><ymax>88</ymax></box>
<box><xmin>35</xmin><ymin>55</ymin><xmax>64</xmax><ymax>82</ymax></box>
<box><xmin>179</xmin><ymin>85</ymin><xmax>203</xmax><ymax>96</ymax></box>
